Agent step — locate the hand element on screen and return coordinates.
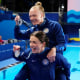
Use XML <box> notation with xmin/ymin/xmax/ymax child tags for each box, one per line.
<box><xmin>47</xmin><ymin>47</ymin><xmax>56</xmax><ymax>62</ymax></box>
<box><xmin>14</xmin><ymin>15</ymin><xmax>20</xmax><ymax>25</ymax></box>
<box><xmin>13</xmin><ymin>45</ymin><xmax>20</xmax><ymax>52</ymax></box>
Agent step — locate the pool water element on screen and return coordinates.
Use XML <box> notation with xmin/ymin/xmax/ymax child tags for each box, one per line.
<box><xmin>63</xmin><ymin>46</ymin><xmax>80</xmax><ymax>80</ymax></box>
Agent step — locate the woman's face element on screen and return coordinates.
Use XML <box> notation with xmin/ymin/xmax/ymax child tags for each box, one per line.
<box><xmin>29</xmin><ymin>7</ymin><xmax>44</xmax><ymax>25</ymax></box>
<box><xmin>30</xmin><ymin>36</ymin><xmax>45</xmax><ymax>53</ymax></box>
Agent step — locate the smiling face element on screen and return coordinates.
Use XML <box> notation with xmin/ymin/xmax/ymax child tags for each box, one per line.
<box><xmin>29</xmin><ymin>7</ymin><xmax>44</xmax><ymax>25</ymax></box>
<box><xmin>30</xmin><ymin>36</ymin><xmax>45</xmax><ymax>53</ymax></box>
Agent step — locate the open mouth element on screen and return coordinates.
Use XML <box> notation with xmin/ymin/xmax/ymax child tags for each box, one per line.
<box><xmin>31</xmin><ymin>47</ymin><xmax>37</xmax><ymax>52</ymax></box>
<box><xmin>31</xmin><ymin>20</ymin><xmax>37</xmax><ymax>24</ymax></box>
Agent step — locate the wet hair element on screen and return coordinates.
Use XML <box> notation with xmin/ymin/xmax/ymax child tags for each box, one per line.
<box><xmin>30</xmin><ymin>31</ymin><xmax>49</xmax><ymax>47</ymax></box>
<box><xmin>30</xmin><ymin>1</ymin><xmax>45</xmax><ymax>18</ymax></box>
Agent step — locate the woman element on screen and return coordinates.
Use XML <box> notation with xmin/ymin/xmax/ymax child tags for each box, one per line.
<box><xmin>14</xmin><ymin>1</ymin><xmax>66</xmax><ymax>80</ymax></box>
<box><xmin>13</xmin><ymin>31</ymin><xmax>70</xmax><ymax>80</ymax></box>
<box><xmin>14</xmin><ymin>1</ymin><xmax>66</xmax><ymax>61</ymax></box>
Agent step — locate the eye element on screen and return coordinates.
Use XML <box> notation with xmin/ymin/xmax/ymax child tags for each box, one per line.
<box><xmin>29</xmin><ymin>41</ymin><xmax>37</xmax><ymax>44</ymax></box>
<box><xmin>33</xmin><ymin>15</ymin><xmax>36</xmax><ymax>17</ymax></box>
<box><xmin>33</xmin><ymin>41</ymin><xmax>37</xmax><ymax>44</ymax></box>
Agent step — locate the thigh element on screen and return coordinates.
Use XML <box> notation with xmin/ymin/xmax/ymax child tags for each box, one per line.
<box><xmin>55</xmin><ymin>69</ymin><xmax>66</xmax><ymax>80</ymax></box>
<box><xmin>55</xmin><ymin>73</ymin><xmax>66</xmax><ymax>80</ymax></box>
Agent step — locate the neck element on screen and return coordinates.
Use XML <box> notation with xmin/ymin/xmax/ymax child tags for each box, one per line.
<box><xmin>39</xmin><ymin>47</ymin><xmax>45</xmax><ymax>53</ymax></box>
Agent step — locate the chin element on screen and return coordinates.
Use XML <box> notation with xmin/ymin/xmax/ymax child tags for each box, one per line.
<box><xmin>32</xmin><ymin>50</ymin><xmax>37</xmax><ymax>53</ymax></box>
<box><xmin>32</xmin><ymin>51</ymin><xmax>39</xmax><ymax>53</ymax></box>
<box><xmin>32</xmin><ymin>23</ymin><xmax>38</xmax><ymax>25</ymax></box>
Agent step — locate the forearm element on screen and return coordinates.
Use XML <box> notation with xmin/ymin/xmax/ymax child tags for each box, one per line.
<box><xmin>14</xmin><ymin>25</ymin><xmax>31</xmax><ymax>40</ymax></box>
<box><xmin>56</xmin><ymin>43</ymin><xmax>66</xmax><ymax>53</ymax></box>
<box><xmin>51</xmin><ymin>47</ymin><xmax>56</xmax><ymax>55</ymax></box>
<box><xmin>54</xmin><ymin>22</ymin><xmax>66</xmax><ymax>53</ymax></box>
<box><xmin>22</xmin><ymin>20</ymin><xmax>32</xmax><ymax>27</ymax></box>
<box><xmin>13</xmin><ymin>51</ymin><xmax>25</xmax><ymax>61</ymax></box>
<box><xmin>14</xmin><ymin>25</ymin><xmax>20</xmax><ymax>39</ymax></box>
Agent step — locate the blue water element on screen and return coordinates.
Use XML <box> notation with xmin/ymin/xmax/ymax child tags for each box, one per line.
<box><xmin>0</xmin><ymin>46</ymin><xmax>80</xmax><ymax>80</ymax></box>
<box><xmin>63</xmin><ymin>46</ymin><xmax>80</xmax><ymax>80</ymax></box>
<box><xmin>0</xmin><ymin>62</ymin><xmax>25</xmax><ymax>80</ymax></box>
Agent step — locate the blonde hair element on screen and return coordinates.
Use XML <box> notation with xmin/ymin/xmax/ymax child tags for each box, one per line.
<box><xmin>31</xmin><ymin>1</ymin><xmax>45</xmax><ymax>18</ymax></box>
